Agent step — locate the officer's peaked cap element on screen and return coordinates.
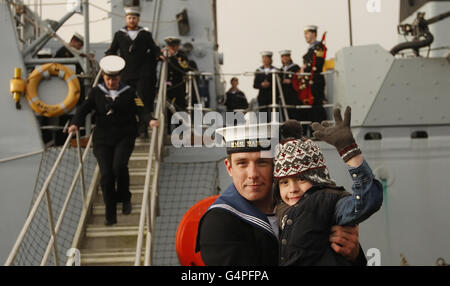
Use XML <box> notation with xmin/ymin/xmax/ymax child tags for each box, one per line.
<box><xmin>164</xmin><ymin>36</ymin><xmax>182</xmax><ymax>46</ymax></box>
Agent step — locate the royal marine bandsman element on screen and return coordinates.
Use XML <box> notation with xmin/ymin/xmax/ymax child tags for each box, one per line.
<box><xmin>253</xmin><ymin>51</ymin><xmax>279</xmax><ymax>120</ymax></box>
<box><xmin>68</xmin><ymin>56</ymin><xmax>158</xmax><ymax>226</ymax></box>
<box><xmin>279</xmin><ymin>50</ymin><xmax>302</xmax><ymax>121</ymax></box>
<box><xmin>300</xmin><ymin>25</ymin><xmax>327</xmax><ymax>125</ymax></box>
<box><xmin>105</xmin><ymin>6</ymin><xmax>161</xmax><ymax>136</ymax></box>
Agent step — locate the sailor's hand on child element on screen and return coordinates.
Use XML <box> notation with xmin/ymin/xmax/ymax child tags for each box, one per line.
<box><xmin>67</xmin><ymin>125</ymin><xmax>78</xmax><ymax>134</ymax></box>
<box><xmin>329</xmin><ymin>225</ymin><xmax>360</xmax><ymax>262</ymax></box>
<box><xmin>311</xmin><ymin>106</ymin><xmax>356</xmax><ymax>151</ymax></box>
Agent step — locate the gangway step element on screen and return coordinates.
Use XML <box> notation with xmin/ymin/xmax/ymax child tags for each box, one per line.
<box><xmin>129</xmin><ymin>154</ymin><xmax>154</xmax><ymax>168</ymax></box>
<box><xmin>95</xmin><ymin>186</ymin><xmax>144</xmax><ymax>204</ymax></box>
<box><xmin>80</xmin><ymin>248</ymin><xmax>145</xmax><ymax>266</ymax></box>
<box><xmin>92</xmin><ymin>203</ymin><xmax>142</xmax><ymax>215</ymax></box>
<box><xmin>80</xmin><ymin>225</ymin><xmax>147</xmax><ymax>250</ymax></box>
<box><xmin>132</xmin><ymin>140</ymin><xmax>151</xmax><ymax>153</ymax></box>
<box><xmin>129</xmin><ymin>168</ymin><xmax>155</xmax><ymax>185</ymax></box>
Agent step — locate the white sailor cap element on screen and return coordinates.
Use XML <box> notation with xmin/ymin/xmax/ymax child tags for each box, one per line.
<box><xmin>260</xmin><ymin>51</ymin><xmax>273</xmax><ymax>57</ymax></box>
<box><xmin>279</xmin><ymin>50</ymin><xmax>291</xmax><ymax>56</ymax></box>
<box><xmin>304</xmin><ymin>25</ymin><xmax>318</xmax><ymax>32</ymax></box>
<box><xmin>37</xmin><ymin>48</ymin><xmax>52</xmax><ymax>58</ymax></box>
<box><xmin>99</xmin><ymin>55</ymin><xmax>126</xmax><ymax>76</ymax></box>
<box><xmin>164</xmin><ymin>36</ymin><xmax>182</xmax><ymax>46</ymax></box>
<box><xmin>216</xmin><ymin>115</ymin><xmax>280</xmax><ymax>155</ymax></box>
<box><xmin>124</xmin><ymin>6</ymin><xmax>141</xmax><ymax>16</ymax></box>
<box><xmin>71</xmin><ymin>32</ymin><xmax>84</xmax><ymax>44</ymax></box>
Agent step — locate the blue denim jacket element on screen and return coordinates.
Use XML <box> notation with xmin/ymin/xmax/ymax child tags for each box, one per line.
<box><xmin>334</xmin><ymin>159</ymin><xmax>383</xmax><ymax>226</ymax></box>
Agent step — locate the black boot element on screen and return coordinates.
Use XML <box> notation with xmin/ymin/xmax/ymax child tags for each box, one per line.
<box><xmin>122</xmin><ymin>200</ymin><xmax>132</xmax><ymax>215</ymax></box>
<box><xmin>104</xmin><ymin>203</ymin><xmax>117</xmax><ymax>226</ymax></box>
<box><xmin>104</xmin><ymin>217</ymin><xmax>117</xmax><ymax>226</ymax></box>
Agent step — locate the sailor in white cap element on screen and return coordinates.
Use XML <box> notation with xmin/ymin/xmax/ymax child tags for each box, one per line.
<box><xmin>72</xmin><ymin>32</ymin><xmax>84</xmax><ymax>45</ymax></box>
<box><xmin>54</xmin><ymin>32</ymin><xmax>84</xmax><ymax>73</ymax></box>
<box><xmin>55</xmin><ymin>32</ymin><xmax>84</xmax><ymax>57</ymax></box>
<box><xmin>105</xmin><ymin>5</ymin><xmax>161</xmax><ymax>137</ymax></box>
<box><xmin>196</xmin><ymin>120</ymin><xmax>281</xmax><ymax>265</ymax></box>
<box><xmin>53</xmin><ymin>32</ymin><xmax>86</xmax><ymax>143</ymax></box>
<box><xmin>253</xmin><ymin>51</ymin><xmax>279</xmax><ymax>120</ymax></box>
<box><xmin>278</xmin><ymin>50</ymin><xmax>302</xmax><ymax>121</ymax></box>
<box><xmin>300</xmin><ymin>24</ymin><xmax>327</xmax><ymax>133</ymax></box>
<box><xmin>68</xmin><ymin>55</ymin><xmax>158</xmax><ymax>226</ymax></box>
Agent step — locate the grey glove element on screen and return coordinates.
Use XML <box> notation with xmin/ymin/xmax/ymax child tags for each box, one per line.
<box><xmin>311</xmin><ymin>106</ymin><xmax>361</xmax><ymax>162</ymax></box>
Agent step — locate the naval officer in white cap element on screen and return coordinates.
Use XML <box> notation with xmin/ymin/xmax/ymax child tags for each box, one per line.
<box><xmin>196</xmin><ymin>120</ymin><xmax>281</xmax><ymax>265</ymax></box>
<box><xmin>105</xmin><ymin>5</ymin><xmax>161</xmax><ymax>137</ymax></box>
<box><xmin>68</xmin><ymin>55</ymin><xmax>158</xmax><ymax>226</ymax></box>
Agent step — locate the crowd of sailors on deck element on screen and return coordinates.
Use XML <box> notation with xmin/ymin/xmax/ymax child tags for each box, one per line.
<box><xmin>49</xmin><ymin>5</ymin><xmax>329</xmax><ymax>136</ymax></box>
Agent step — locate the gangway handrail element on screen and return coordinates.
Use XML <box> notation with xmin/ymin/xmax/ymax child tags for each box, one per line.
<box><xmin>134</xmin><ymin>53</ymin><xmax>168</xmax><ymax>265</ymax></box>
<box><xmin>4</xmin><ymin>131</ymin><xmax>92</xmax><ymax>266</ymax></box>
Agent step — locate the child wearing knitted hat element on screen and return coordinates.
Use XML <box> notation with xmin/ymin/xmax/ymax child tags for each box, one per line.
<box><xmin>274</xmin><ymin>107</ymin><xmax>383</xmax><ymax>266</ymax></box>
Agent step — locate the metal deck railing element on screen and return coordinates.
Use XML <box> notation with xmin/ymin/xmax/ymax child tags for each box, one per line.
<box><xmin>5</xmin><ymin>131</ymin><xmax>93</xmax><ymax>266</ymax></box>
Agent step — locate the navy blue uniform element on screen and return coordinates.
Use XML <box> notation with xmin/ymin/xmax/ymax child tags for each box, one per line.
<box><xmin>253</xmin><ymin>65</ymin><xmax>279</xmax><ymax>119</ymax></box>
<box><xmin>106</xmin><ymin>27</ymin><xmax>160</xmax><ymax>113</ymax></box>
<box><xmin>280</xmin><ymin>62</ymin><xmax>302</xmax><ymax>121</ymax></box>
<box><xmin>72</xmin><ymin>83</ymin><xmax>150</xmax><ymax>221</ymax></box>
<box><xmin>224</xmin><ymin>89</ymin><xmax>248</xmax><ymax>112</ymax></box>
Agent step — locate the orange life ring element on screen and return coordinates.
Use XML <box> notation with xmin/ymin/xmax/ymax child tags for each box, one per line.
<box><xmin>175</xmin><ymin>194</ymin><xmax>219</xmax><ymax>266</ymax></box>
<box><xmin>26</xmin><ymin>63</ymin><xmax>81</xmax><ymax>117</ymax></box>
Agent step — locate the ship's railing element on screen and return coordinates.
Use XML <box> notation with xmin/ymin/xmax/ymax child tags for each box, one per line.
<box><xmin>184</xmin><ymin>69</ymin><xmax>335</xmax><ymax>124</ymax></box>
<box><xmin>134</xmin><ymin>54</ymin><xmax>168</xmax><ymax>265</ymax></box>
<box><xmin>4</xmin><ymin>131</ymin><xmax>93</xmax><ymax>266</ymax></box>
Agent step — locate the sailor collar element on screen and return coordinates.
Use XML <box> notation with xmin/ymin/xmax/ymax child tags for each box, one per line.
<box><xmin>98</xmin><ymin>83</ymin><xmax>130</xmax><ymax>101</ymax></box>
<box><xmin>120</xmin><ymin>26</ymin><xmax>146</xmax><ymax>37</ymax></box>
<box><xmin>282</xmin><ymin>62</ymin><xmax>296</xmax><ymax>71</ymax></box>
<box><xmin>257</xmin><ymin>65</ymin><xmax>277</xmax><ymax>74</ymax></box>
<box><xmin>207</xmin><ymin>183</ymin><xmax>277</xmax><ymax>238</ymax></box>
